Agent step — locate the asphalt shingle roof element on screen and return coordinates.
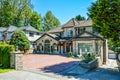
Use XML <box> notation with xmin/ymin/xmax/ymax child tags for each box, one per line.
<box><xmin>0</xmin><ymin>27</ymin><xmax>7</xmax><ymax>32</ymax></box>
<box><xmin>19</xmin><ymin>25</ymin><xmax>40</xmax><ymax>33</ymax></box>
<box><xmin>77</xmin><ymin>20</ymin><xmax>92</xmax><ymax>27</ymax></box>
<box><xmin>62</xmin><ymin>18</ymin><xmax>79</xmax><ymax>28</ymax></box>
<box><xmin>47</xmin><ymin>26</ymin><xmax>63</xmax><ymax>33</ymax></box>
<box><xmin>7</xmin><ymin>26</ymin><xmax>18</xmax><ymax>32</ymax></box>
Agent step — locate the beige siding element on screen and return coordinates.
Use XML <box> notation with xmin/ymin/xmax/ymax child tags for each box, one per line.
<box><xmin>63</xmin><ymin>27</ymin><xmax>75</xmax><ymax>37</ymax></box>
<box><xmin>36</xmin><ymin>35</ymin><xmax>58</xmax><ymax>45</ymax></box>
<box><xmin>80</xmin><ymin>33</ymin><xmax>93</xmax><ymax>37</ymax></box>
<box><xmin>86</xmin><ymin>27</ymin><xmax>92</xmax><ymax>32</ymax></box>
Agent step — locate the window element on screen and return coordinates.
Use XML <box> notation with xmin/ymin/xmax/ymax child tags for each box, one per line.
<box><xmin>78</xmin><ymin>43</ymin><xmax>93</xmax><ymax>55</ymax></box>
<box><xmin>44</xmin><ymin>40</ymin><xmax>50</xmax><ymax>53</ymax></box>
<box><xmin>36</xmin><ymin>33</ymin><xmax>39</xmax><ymax>35</ymax></box>
<box><xmin>78</xmin><ymin>28</ymin><xmax>86</xmax><ymax>34</ymax></box>
<box><xmin>29</xmin><ymin>32</ymin><xmax>34</xmax><ymax>37</ymax></box>
<box><xmin>53</xmin><ymin>43</ymin><xmax>57</xmax><ymax>51</ymax></box>
<box><xmin>68</xmin><ymin>30</ymin><xmax>73</xmax><ymax>37</ymax></box>
<box><xmin>70</xmin><ymin>30</ymin><xmax>73</xmax><ymax>37</ymax></box>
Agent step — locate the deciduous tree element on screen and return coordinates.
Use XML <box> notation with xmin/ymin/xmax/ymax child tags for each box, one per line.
<box><xmin>43</xmin><ymin>11</ymin><xmax>60</xmax><ymax>31</ymax></box>
<box><xmin>30</xmin><ymin>12</ymin><xmax>43</xmax><ymax>31</ymax></box>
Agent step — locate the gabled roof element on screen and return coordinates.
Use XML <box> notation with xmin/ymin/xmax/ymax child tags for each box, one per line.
<box><xmin>75</xmin><ymin>20</ymin><xmax>92</xmax><ymax>28</ymax></box>
<box><xmin>68</xmin><ymin>31</ymin><xmax>103</xmax><ymax>41</ymax></box>
<box><xmin>77</xmin><ymin>31</ymin><xmax>102</xmax><ymax>38</ymax></box>
<box><xmin>62</xmin><ymin>18</ymin><xmax>79</xmax><ymax>28</ymax></box>
<box><xmin>36</xmin><ymin>33</ymin><xmax>59</xmax><ymax>42</ymax></box>
<box><xmin>19</xmin><ymin>25</ymin><xmax>40</xmax><ymax>33</ymax></box>
<box><xmin>0</xmin><ymin>27</ymin><xmax>7</xmax><ymax>32</ymax></box>
<box><xmin>47</xmin><ymin>26</ymin><xmax>63</xmax><ymax>33</ymax></box>
<box><xmin>7</xmin><ymin>26</ymin><xmax>18</xmax><ymax>32</ymax></box>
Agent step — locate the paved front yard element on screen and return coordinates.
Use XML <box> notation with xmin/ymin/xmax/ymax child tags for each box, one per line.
<box><xmin>0</xmin><ymin>55</ymin><xmax>120</xmax><ymax>80</ymax></box>
<box><xmin>22</xmin><ymin>54</ymin><xmax>79</xmax><ymax>71</ymax></box>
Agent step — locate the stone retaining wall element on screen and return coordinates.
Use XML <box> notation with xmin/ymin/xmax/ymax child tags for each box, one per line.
<box><xmin>10</xmin><ymin>52</ymin><xmax>23</xmax><ymax>70</ymax></box>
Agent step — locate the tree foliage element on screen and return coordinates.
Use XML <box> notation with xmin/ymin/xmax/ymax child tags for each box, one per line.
<box><xmin>88</xmin><ymin>0</ymin><xmax>120</xmax><ymax>43</ymax></box>
<box><xmin>0</xmin><ymin>0</ymin><xmax>33</xmax><ymax>27</ymax></box>
<box><xmin>43</xmin><ymin>11</ymin><xmax>61</xmax><ymax>31</ymax></box>
<box><xmin>0</xmin><ymin>1</ymin><xmax>61</xmax><ymax>32</ymax></box>
<box><xmin>30</xmin><ymin>11</ymin><xmax>43</xmax><ymax>31</ymax></box>
<box><xmin>75</xmin><ymin>15</ymin><xmax>86</xmax><ymax>21</ymax></box>
<box><xmin>10</xmin><ymin>30</ymin><xmax>30</xmax><ymax>52</ymax></box>
<box><xmin>0</xmin><ymin>42</ymin><xmax>14</xmax><ymax>67</ymax></box>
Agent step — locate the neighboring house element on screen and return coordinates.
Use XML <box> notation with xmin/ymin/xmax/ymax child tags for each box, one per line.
<box><xmin>0</xmin><ymin>27</ymin><xmax>7</xmax><ymax>41</ymax></box>
<box><xmin>36</xmin><ymin>18</ymin><xmax>108</xmax><ymax>64</ymax></box>
<box><xmin>19</xmin><ymin>25</ymin><xmax>42</xmax><ymax>48</ymax></box>
<box><xmin>0</xmin><ymin>25</ymin><xmax>42</xmax><ymax>48</ymax></box>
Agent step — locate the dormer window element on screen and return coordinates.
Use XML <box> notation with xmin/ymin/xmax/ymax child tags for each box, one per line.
<box><xmin>29</xmin><ymin>32</ymin><xmax>34</xmax><ymax>37</ymax></box>
<box><xmin>78</xmin><ymin>28</ymin><xmax>86</xmax><ymax>34</ymax></box>
<box><xmin>68</xmin><ymin>30</ymin><xmax>73</xmax><ymax>37</ymax></box>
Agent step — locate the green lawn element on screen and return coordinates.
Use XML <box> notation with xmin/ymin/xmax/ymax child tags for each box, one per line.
<box><xmin>0</xmin><ymin>67</ymin><xmax>14</xmax><ymax>74</ymax></box>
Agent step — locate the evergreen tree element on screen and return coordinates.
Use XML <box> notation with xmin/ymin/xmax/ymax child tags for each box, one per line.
<box><xmin>88</xmin><ymin>0</ymin><xmax>120</xmax><ymax>43</ymax></box>
<box><xmin>75</xmin><ymin>15</ymin><xmax>86</xmax><ymax>21</ymax></box>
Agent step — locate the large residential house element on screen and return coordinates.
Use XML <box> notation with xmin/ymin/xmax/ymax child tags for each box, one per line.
<box><xmin>0</xmin><ymin>25</ymin><xmax>42</xmax><ymax>48</ymax></box>
<box><xmin>36</xmin><ymin>18</ymin><xmax>108</xmax><ymax>64</ymax></box>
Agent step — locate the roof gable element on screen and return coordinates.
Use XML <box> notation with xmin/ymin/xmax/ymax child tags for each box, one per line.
<box><xmin>79</xmin><ymin>32</ymin><xmax>93</xmax><ymax>37</ymax></box>
<box><xmin>77</xmin><ymin>31</ymin><xmax>101</xmax><ymax>38</ymax></box>
<box><xmin>36</xmin><ymin>33</ymin><xmax>58</xmax><ymax>42</ymax></box>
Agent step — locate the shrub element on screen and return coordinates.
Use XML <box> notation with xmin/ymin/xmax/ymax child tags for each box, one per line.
<box><xmin>10</xmin><ymin>30</ymin><xmax>30</xmax><ymax>53</ymax></box>
<box><xmin>83</xmin><ymin>52</ymin><xmax>96</xmax><ymax>63</ymax></box>
<box><xmin>0</xmin><ymin>42</ymin><xmax>14</xmax><ymax>67</ymax></box>
<box><xmin>68</xmin><ymin>51</ymin><xmax>73</xmax><ymax>57</ymax></box>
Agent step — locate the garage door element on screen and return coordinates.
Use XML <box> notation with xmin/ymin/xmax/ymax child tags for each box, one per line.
<box><xmin>108</xmin><ymin>54</ymin><xmax>116</xmax><ymax>59</ymax></box>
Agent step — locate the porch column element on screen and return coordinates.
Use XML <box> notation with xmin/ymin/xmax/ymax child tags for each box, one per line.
<box><xmin>61</xmin><ymin>46</ymin><xmax>63</xmax><ymax>54</ymax></box>
<box><xmin>93</xmin><ymin>40</ymin><xmax>96</xmax><ymax>54</ymax></box>
<box><xmin>50</xmin><ymin>45</ymin><xmax>51</xmax><ymax>54</ymax></box>
<box><xmin>65</xmin><ymin>43</ymin><xmax>66</xmax><ymax>53</ymax></box>
<box><xmin>70</xmin><ymin>45</ymin><xmax>71</xmax><ymax>52</ymax></box>
<box><xmin>103</xmin><ymin>40</ymin><xmax>108</xmax><ymax>64</ymax></box>
<box><xmin>43</xmin><ymin>43</ymin><xmax>45</xmax><ymax>53</ymax></box>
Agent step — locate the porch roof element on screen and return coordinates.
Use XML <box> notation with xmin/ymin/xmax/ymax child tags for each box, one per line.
<box><xmin>68</xmin><ymin>31</ymin><xmax>103</xmax><ymax>41</ymax></box>
<box><xmin>58</xmin><ymin>37</ymin><xmax>72</xmax><ymax>42</ymax></box>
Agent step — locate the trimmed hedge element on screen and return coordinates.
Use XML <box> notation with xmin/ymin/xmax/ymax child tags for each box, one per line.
<box><xmin>0</xmin><ymin>42</ymin><xmax>14</xmax><ymax>67</ymax></box>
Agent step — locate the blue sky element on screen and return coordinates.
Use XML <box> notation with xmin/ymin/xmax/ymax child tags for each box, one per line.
<box><xmin>31</xmin><ymin>0</ymin><xmax>96</xmax><ymax>24</ymax></box>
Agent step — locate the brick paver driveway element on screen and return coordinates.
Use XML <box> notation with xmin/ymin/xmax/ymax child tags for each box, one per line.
<box><xmin>23</xmin><ymin>54</ymin><xmax>79</xmax><ymax>73</ymax></box>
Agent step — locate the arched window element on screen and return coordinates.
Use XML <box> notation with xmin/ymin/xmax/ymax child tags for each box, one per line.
<box><xmin>37</xmin><ymin>43</ymin><xmax>42</xmax><ymax>51</ymax></box>
<box><xmin>53</xmin><ymin>43</ymin><xmax>57</xmax><ymax>52</ymax></box>
<box><xmin>44</xmin><ymin>40</ymin><xmax>50</xmax><ymax>53</ymax></box>
<box><xmin>39</xmin><ymin>43</ymin><xmax>42</xmax><ymax>51</ymax></box>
